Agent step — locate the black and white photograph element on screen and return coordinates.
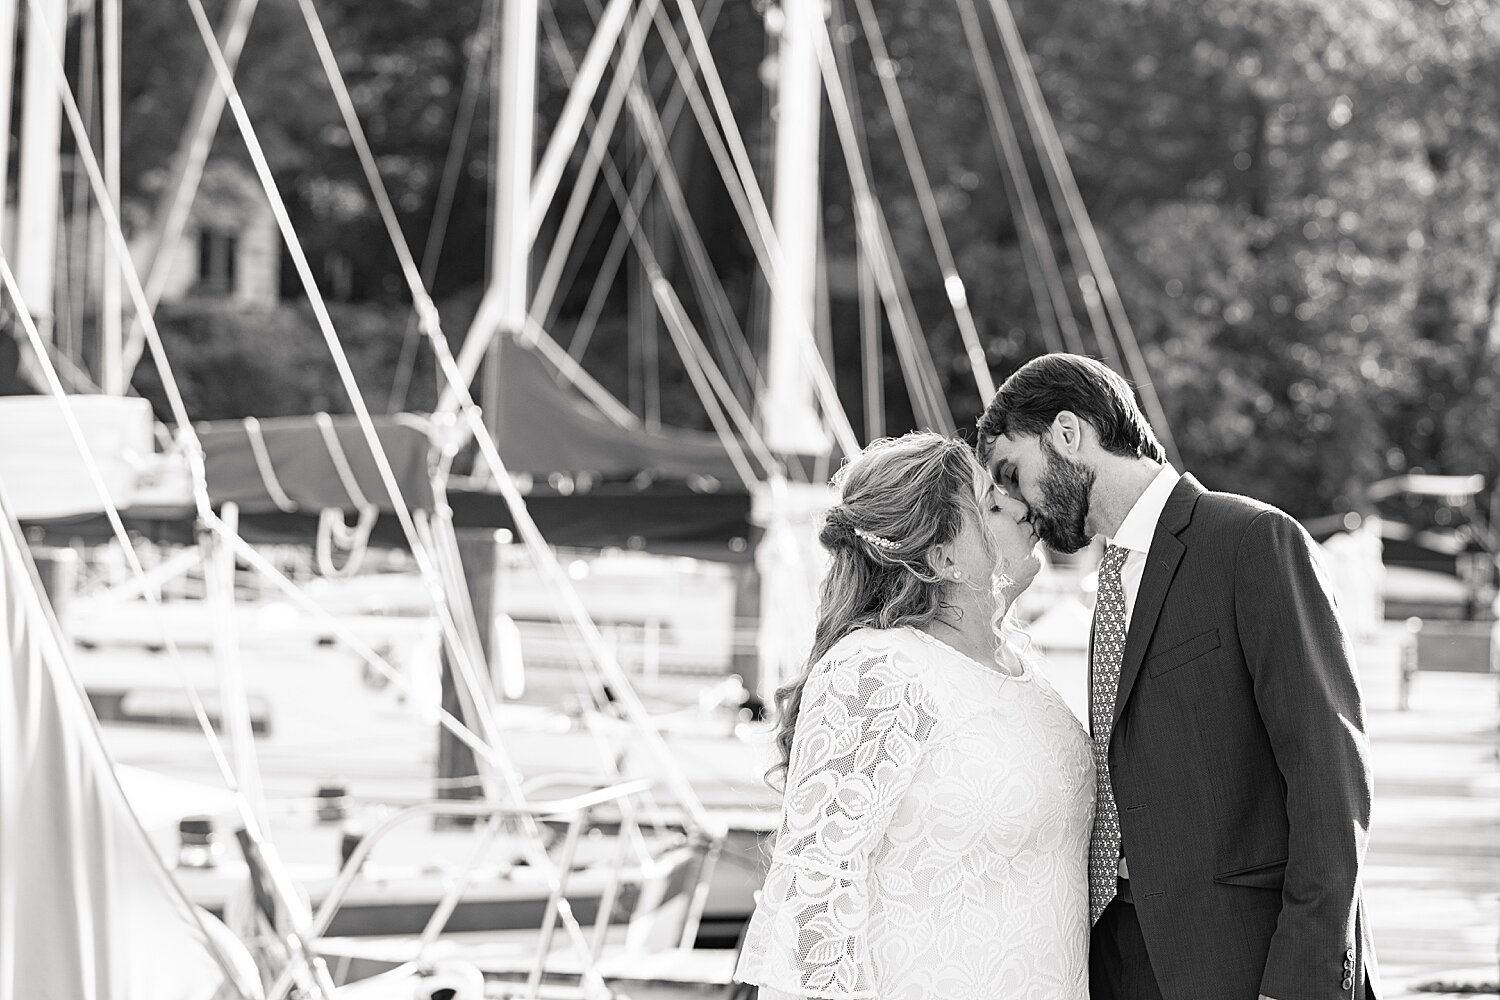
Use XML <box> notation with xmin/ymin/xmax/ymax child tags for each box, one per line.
<box><xmin>0</xmin><ymin>0</ymin><xmax>1496</xmax><ymax>998</ymax></box>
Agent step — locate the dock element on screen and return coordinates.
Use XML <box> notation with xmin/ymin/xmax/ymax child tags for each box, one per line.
<box><xmin>1358</xmin><ymin>627</ymin><xmax>1500</xmax><ymax>996</ymax></box>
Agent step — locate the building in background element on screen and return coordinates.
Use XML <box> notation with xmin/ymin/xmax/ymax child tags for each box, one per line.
<box><xmin>4</xmin><ymin>156</ymin><xmax>280</xmax><ymax>328</ymax></box>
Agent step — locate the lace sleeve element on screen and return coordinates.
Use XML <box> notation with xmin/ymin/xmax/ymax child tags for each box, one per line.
<box><xmin>734</xmin><ymin>640</ymin><xmax>942</xmax><ymax>998</ymax></box>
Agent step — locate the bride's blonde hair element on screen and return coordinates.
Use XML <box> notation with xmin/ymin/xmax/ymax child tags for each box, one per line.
<box><xmin>769</xmin><ymin>432</ymin><xmax>1023</xmax><ymax>786</ymax></box>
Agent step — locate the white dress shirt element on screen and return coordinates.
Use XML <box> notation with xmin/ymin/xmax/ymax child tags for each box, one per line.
<box><xmin>1103</xmin><ymin>463</ymin><xmax>1180</xmax><ymax>880</ymax></box>
<box><xmin>1107</xmin><ymin>464</ymin><xmax>1183</xmax><ymax>629</ymax></box>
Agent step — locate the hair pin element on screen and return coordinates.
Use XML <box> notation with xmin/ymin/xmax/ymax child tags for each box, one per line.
<box><xmin>854</xmin><ymin>527</ymin><xmax>900</xmax><ymax>551</ymax></box>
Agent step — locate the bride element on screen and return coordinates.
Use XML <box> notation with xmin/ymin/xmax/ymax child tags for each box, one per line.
<box><xmin>734</xmin><ymin>432</ymin><xmax>1094</xmax><ymax>999</ymax></box>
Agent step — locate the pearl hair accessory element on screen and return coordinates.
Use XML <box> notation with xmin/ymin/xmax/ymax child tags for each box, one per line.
<box><xmin>853</xmin><ymin>527</ymin><xmax>900</xmax><ymax>551</ymax></box>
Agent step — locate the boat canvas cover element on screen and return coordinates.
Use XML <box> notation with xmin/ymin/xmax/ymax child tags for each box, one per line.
<box><xmin>0</xmin><ymin>396</ymin><xmax>155</xmax><ymax>519</ymax></box>
<box><xmin>493</xmin><ymin>333</ymin><xmax>753</xmax><ymax>481</ymax></box>
<box><xmin>197</xmin><ymin>412</ymin><xmax>436</xmax><ymax>514</ymax></box>
<box><xmin>0</xmin><ymin>489</ymin><xmax>233</xmax><ymax>999</ymax></box>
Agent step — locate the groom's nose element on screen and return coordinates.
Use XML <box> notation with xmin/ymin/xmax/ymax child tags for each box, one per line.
<box><xmin>995</xmin><ymin>493</ymin><xmax>1031</xmax><ymax>522</ymax></box>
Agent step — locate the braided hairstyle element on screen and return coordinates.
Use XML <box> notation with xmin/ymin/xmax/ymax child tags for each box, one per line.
<box><xmin>769</xmin><ymin>431</ymin><xmax>1005</xmax><ymax>785</ymax></box>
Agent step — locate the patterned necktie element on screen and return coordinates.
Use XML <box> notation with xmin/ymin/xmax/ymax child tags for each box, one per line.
<box><xmin>1089</xmin><ymin>543</ymin><xmax>1130</xmax><ymax>924</ymax></box>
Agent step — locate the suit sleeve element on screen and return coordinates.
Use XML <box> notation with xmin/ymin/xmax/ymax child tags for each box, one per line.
<box><xmin>1234</xmin><ymin>509</ymin><xmax>1373</xmax><ymax>1000</ymax></box>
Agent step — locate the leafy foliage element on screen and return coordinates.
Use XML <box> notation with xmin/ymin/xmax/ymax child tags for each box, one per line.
<box><xmin>107</xmin><ymin>0</ymin><xmax>1500</xmax><ymax>519</ymax></box>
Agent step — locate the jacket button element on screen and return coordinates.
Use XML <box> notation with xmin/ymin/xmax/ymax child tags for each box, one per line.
<box><xmin>1342</xmin><ymin>977</ymin><xmax>1354</xmax><ymax>990</ymax></box>
<box><xmin>1346</xmin><ymin>947</ymin><xmax>1356</xmax><ymax>960</ymax></box>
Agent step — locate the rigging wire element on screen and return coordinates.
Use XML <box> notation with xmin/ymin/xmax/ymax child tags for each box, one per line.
<box><xmin>628</xmin><ymin>0</ymin><xmax>765</xmax><ymax>406</ymax></box>
<box><xmin>282</xmin><ymin>0</ymin><xmax>721</xmax><ymax>833</ymax></box>
<box><xmin>963</xmin><ymin>0</ymin><xmax>1116</xmax><ymax>372</ymax></box>
<box><xmin>566</xmin><ymin>209</ymin><xmax>631</xmax><ymax>360</ymax></box>
<box><xmin>953</xmin><ymin>0</ymin><xmax>1082</xmax><ymax>356</ymax></box>
<box><xmin>856</xmin><ymin>228</ymin><xmax>884</xmax><ymax>440</ymax></box>
<box><xmin>618</xmin><ymin>176</ymin><xmax>780</xmax><ymax>474</ymax></box>
<box><xmin>528</xmin><ymin>0</ymin><xmax>638</xmax><ymax>241</ymax></box>
<box><xmin>239</xmin><ymin>0</ymin><xmax>555</xmax><ymax>843</ymax></box>
<box><xmin>22</xmin><ymin>3</ymin><xmax>199</xmax><ymax>467</ymax></box>
<box><xmin>547</xmin><ymin>0</ymin><xmax>761</xmax><ymax>408</ymax></box>
<box><xmin>575</xmin><ymin>0</ymin><xmax>766</xmax><ymax>396</ymax></box>
<box><xmin>6</xmin><ymin>189</ymin><xmax>510</xmax><ymax>889</ymax></box>
<box><xmin>822</xmin><ymin>6</ymin><xmax>944</xmax><ymax>431</ymax></box>
<box><xmin>120</xmin><ymin>0</ymin><xmax>262</xmax><ymax>386</ymax></box>
<box><xmin>822</xmin><ymin>3</ymin><xmax>952</xmax><ymax>432</ymax></box>
<box><xmin>629</xmin><ymin>122</ymin><xmax>661</xmax><ymax>428</ymax></box>
<box><xmin>190</xmin><ymin>0</ymin><xmax>667</xmax><ymax>988</ymax></box>
<box><xmin>651</xmin><ymin>271</ymin><xmax>760</xmax><ymax>490</ymax></box>
<box><xmin>845</xmin><ymin>0</ymin><xmax>997</xmax><ymax>401</ymax></box>
<box><xmin>0</xmin><ymin>249</ymin><xmax>313</xmax><ymax>1000</ymax></box>
<box><xmin>537</xmin><ymin>5</ymin><xmax>779</xmax><ymax>482</ymax></box>
<box><xmin>527</xmin><ymin>0</ymin><xmax>656</xmax><ymax>338</ymax></box>
<box><xmin>536</xmin><ymin>133</ymin><xmax>618</xmax><ymax>335</ymax></box>
<box><xmin>426</xmin><ymin>311</ymin><xmax>728</xmax><ymax>833</ymax></box>
<box><xmin>209</xmin><ymin>1</ymin><xmax>502</xmax><ymax>794</ymax></box>
<box><xmin>814</xmin><ymin>11</ymin><xmax>954</xmax><ymax>434</ymax></box>
<box><xmin>388</xmin><ymin>0</ymin><xmax>499</xmax><ymax>412</ymax></box>
<box><xmin>432</xmin><ymin>18</ymin><xmax>644</xmax><ymax>429</ymax></box>
<box><xmin>292</xmin><ymin>0</ymin><xmax>652</xmax><ymax>788</ymax></box>
<box><xmin>981</xmin><ymin>0</ymin><xmax>1180</xmax><ymax>466</ymax></box>
<box><xmin>664</xmin><ymin>0</ymin><xmax>860</xmax><ymax>455</ymax></box>
<box><xmin>278</xmin><ymin>0</ymin><xmax>759</xmax><ymax>851</ymax></box>
<box><xmin>26</xmin><ymin>15</ymin><xmax>810</xmax><ymax>983</ymax></box>
<box><xmin>548</xmin><ymin>0</ymin><xmax>701</xmax><ymax>358</ymax></box>
<box><xmin>10</xmin><ymin>17</ymin><xmax>631</xmax><ymax>995</ymax></box>
<box><xmin>1008</xmin><ymin>178</ymin><xmax>1069</xmax><ymax>356</ymax></box>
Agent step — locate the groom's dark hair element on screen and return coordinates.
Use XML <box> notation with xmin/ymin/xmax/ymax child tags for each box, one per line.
<box><xmin>976</xmin><ymin>353</ymin><xmax>1166</xmax><ymax>463</ymax></box>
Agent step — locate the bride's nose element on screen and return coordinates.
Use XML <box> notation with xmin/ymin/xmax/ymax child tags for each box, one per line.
<box><xmin>994</xmin><ymin>492</ymin><xmax>1031</xmax><ymax>523</ymax></box>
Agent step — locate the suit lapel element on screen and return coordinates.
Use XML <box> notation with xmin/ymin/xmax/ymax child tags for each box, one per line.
<box><xmin>1111</xmin><ymin>475</ymin><xmax>1204</xmax><ymax>729</ymax></box>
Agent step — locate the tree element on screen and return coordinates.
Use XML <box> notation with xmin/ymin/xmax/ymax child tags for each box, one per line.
<box><xmin>105</xmin><ymin>0</ymin><xmax>1500</xmax><ymax>522</ymax></box>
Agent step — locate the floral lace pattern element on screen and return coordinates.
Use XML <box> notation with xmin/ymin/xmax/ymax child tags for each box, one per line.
<box><xmin>736</xmin><ymin>627</ymin><xmax>1094</xmax><ymax>1000</ymax></box>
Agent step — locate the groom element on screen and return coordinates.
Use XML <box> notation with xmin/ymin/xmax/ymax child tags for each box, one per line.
<box><xmin>978</xmin><ymin>354</ymin><xmax>1378</xmax><ymax>1000</ymax></box>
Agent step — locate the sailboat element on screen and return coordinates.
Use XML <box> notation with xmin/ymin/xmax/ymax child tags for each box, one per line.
<box><xmin>0</xmin><ymin>0</ymin><xmax>1182</xmax><ymax>995</ymax></box>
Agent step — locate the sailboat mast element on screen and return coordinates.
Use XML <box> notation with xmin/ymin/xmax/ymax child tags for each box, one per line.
<box><xmin>101</xmin><ymin>0</ymin><xmax>123</xmax><ymax>394</ymax></box>
<box><xmin>740</xmin><ymin>0</ymin><xmax>834</xmax><ymax>709</ymax></box>
<box><xmin>483</xmin><ymin>0</ymin><xmax>537</xmax><ymax>433</ymax></box>
<box><xmin>15</xmin><ymin>0</ymin><xmax>66</xmax><ymax>346</ymax></box>
<box><xmin>763</xmin><ymin>0</ymin><xmax>825</xmax><ymax>455</ymax></box>
<box><xmin>437</xmin><ymin>0</ymin><xmax>537</xmax><ymax>803</ymax></box>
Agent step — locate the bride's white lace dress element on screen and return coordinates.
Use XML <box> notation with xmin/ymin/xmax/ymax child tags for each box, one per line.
<box><xmin>735</xmin><ymin>625</ymin><xmax>1094</xmax><ymax>1000</ymax></box>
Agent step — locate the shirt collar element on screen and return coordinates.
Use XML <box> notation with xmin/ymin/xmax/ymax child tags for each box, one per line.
<box><xmin>1108</xmin><ymin>465</ymin><xmax>1181</xmax><ymax>554</ymax></box>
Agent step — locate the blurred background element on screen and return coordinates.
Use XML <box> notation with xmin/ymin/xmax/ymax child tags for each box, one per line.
<box><xmin>84</xmin><ymin>0</ymin><xmax>1500</xmax><ymax>524</ymax></box>
<box><xmin>0</xmin><ymin>1</ymin><xmax>1496</xmax><ymax>998</ymax></box>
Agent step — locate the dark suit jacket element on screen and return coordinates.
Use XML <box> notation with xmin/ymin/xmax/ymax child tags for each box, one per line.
<box><xmin>1102</xmin><ymin>474</ymin><xmax>1378</xmax><ymax>1000</ymax></box>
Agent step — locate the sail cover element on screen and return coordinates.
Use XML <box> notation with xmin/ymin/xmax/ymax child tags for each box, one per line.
<box><xmin>196</xmin><ymin>412</ymin><xmax>436</xmax><ymax>515</ymax></box>
<box><xmin>492</xmin><ymin>333</ymin><xmax>754</xmax><ymax>481</ymax></box>
<box><xmin>0</xmin><ymin>485</ymin><xmax>243</xmax><ymax>999</ymax></box>
<box><xmin>0</xmin><ymin>396</ymin><xmax>156</xmax><ymax>519</ymax></box>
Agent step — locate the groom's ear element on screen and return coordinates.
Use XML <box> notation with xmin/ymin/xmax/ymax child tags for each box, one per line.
<box><xmin>1050</xmin><ymin>411</ymin><xmax>1084</xmax><ymax>456</ymax></box>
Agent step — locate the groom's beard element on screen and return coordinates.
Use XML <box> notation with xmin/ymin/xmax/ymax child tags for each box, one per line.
<box><xmin>1030</xmin><ymin>440</ymin><xmax>1094</xmax><ymax>554</ymax></box>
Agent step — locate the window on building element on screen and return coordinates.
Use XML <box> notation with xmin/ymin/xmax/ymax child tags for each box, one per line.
<box><xmin>196</xmin><ymin>230</ymin><xmax>238</xmax><ymax>297</ymax></box>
